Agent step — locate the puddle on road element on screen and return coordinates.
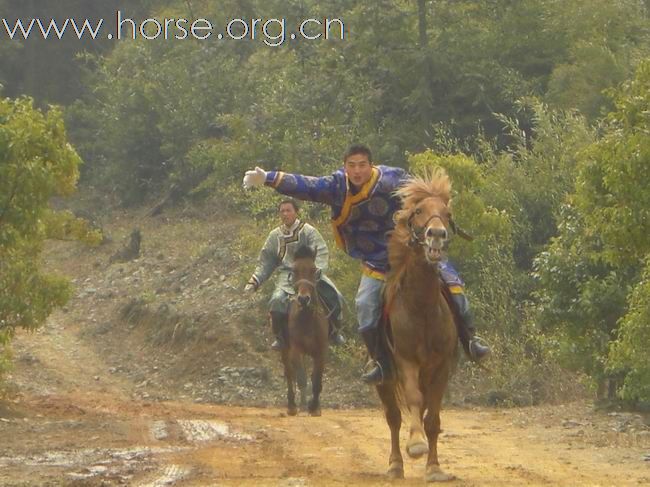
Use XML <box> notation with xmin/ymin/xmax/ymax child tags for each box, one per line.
<box><xmin>177</xmin><ymin>419</ymin><xmax>254</xmax><ymax>442</ymax></box>
<box><xmin>0</xmin><ymin>445</ymin><xmax>191</xmax><ymax>484</ymax></box>
<box><xmin>138</xmin><ymin>464</ymin><xmax>191</xmax><ymax>487</ymax></box>
<box><xmin>151</xmin><ymin>419</ymin><xmax>169</xmax><ymax>440</ymax></box>
<box><xmin>0</xmin><ymin>445</ymin><xmax>187</xmax><ymax>468</ymax></box>
<box><xmin>1</xmin><ymin>419</ymin><xmax>253</xmax><ymax>485</ymax></box>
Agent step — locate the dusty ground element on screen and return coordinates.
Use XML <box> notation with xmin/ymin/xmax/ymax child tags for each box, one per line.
<box><xmin>2</xmin><ymin>315</ymin><xmax>649</xmax><ymax>486</ymax></box>
<box><xmin>1</xmin><ymin>204</ymin><xmax>649</xmax><ymax>486</ymax></box>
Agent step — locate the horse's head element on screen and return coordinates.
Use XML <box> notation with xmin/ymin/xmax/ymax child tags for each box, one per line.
<box><xmin>291</xmin><ymin>245</ymin><xmax>320</xmax><ymax>309</ymax></box>
<box><xmin>407</xmin><ymin>196</ymin><xmax>451</xmax><ymax>264</ymax></box>
<box><xmin>394</xmin><ymin>168</ymin><xmax>453</xmax><ymax>265</ymax></box>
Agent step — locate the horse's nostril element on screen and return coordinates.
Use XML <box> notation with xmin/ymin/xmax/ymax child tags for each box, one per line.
<box><xmin>298</xmin><ymin>295</ymin><xmax>311</xmax><ymax>306</ymax></box>
<box><xmin>427</xmin><ymin>227</ymin><xmax>447</xmax><ymax>240</ymax></box>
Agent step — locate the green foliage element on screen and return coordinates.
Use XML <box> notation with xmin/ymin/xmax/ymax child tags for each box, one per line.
<box><xmin>533</xmin><ymin>216</ymin><xmax>629</xmax><ymax>381</ymax></box>
<box><xmin>532</xmin><ymin>61</ymin><xmax>650</xmax><ymax>398</ymax></box>
<box><xmin>63</xmin><ymin>0</ymin><xmax>650</xmax><ymax>209</ymax></box>
<box><xmin>589</xmin><ymin>60</ymin><xmax>650</xmax><ymax>403</ymax></box>
<box><xmin>546</xmin><ymin>0</ymin><xmax>650</xmax><ymax>119</ymax></box>
<box><xmin>493</xmin><ymin>100</ymin><xmax>595</xmax><ymax>267</ymax></box>
<box><xmin>575</xmin><ymin>61</ymin><xmax>650</xmax><ymax>267</ymax></box>
<box><xmin>0</xmin><ymin>97</ymin><xmax>93</xmax><ymax>380</ymax></box>
<box><xmin>609</xmin><ymin>258</ymin><xmax>650</xmax><ymax>403</ymax></box>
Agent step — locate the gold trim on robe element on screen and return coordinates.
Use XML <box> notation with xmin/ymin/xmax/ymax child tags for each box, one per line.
<box><xmin>331</xmin><ymin>167</ymin><xmax>381</xmax><ymax>250</ymax></box>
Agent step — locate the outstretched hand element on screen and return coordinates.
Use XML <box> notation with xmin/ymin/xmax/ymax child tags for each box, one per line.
<box><xmin>243</xmin><ymin>166</ymin><xmax>267</xmax><ymax>190</ymax></box>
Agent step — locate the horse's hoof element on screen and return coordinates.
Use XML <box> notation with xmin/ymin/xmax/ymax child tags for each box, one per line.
<box><xmin>425</xmin><ymin>465</ymin><xmax>455</xmax><ymax>482</ymax></box>
<box><xmin>387</xmin><ymin>465</ymin><xmax>404</xmax><ymax>479</ymax></box>
<box><xmin>287</xmin><ymin>407</ymin><xmax>298</xmax><ymax>416</ymax></box>
<box><xmin>406</xmin><ymin>441</ymin><xmax>428</xmax><ymax>459</ymax></box>
<box><xmin>308</xmin><ymin>408</ymin><xmax>321</xmax><ymax>417</ymax></box>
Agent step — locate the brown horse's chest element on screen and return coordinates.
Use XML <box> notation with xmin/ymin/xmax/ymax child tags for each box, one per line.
<box><xmin>391</xmin><ymin>293</ymin><xmax>454</xmax><ymax>360</ymax></box>
<box><xmin>288</xmin><ymin>310</ymin><xmax>328</xmax><ymax>355</ymax></box>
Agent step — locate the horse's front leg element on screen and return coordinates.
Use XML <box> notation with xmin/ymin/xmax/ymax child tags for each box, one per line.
<box><xmin>376</xmin><ymin>383</ymin><xmax>404</xmax><ymax>479</ymax></box>
<box><xmin>294</xmin><ymin>355</ymin><xmax>308</xmax><ymax>409</ymax></box>
<box><xmin>424</xmin><ymin>366</ymin><xmax>455</xmax><ymax>482</ymax></box>
<box><xmin>308</xmin><ymin>353</ymin><xmax>324</xmax><ymax>416</ymax></box>
<box><xmin>399</xmin><ymin>359</ymin><xmax>427</xmax><ymax>459</ymax></box>
<box><xmin>281</xmin><ymin>348</ymin><xmax>298</xmax><ymax>416</ymax></box>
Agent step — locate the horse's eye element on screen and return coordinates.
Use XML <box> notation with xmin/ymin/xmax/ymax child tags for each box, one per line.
<box><xmin>415</xmin><ymin>208</ymin><xmax>422</xmax><ymax>215</ymax></box>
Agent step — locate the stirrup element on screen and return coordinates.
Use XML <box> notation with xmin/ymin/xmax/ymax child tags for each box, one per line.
<box><xmin>329</xmin><ymin>331</ymin><xmax>346</xmax><ymax>346</ymax></box>
<box><xmin>271</xmin><ymin>338</ymin><xmax>286</xmax><ymax>351</ymax></box>
<box><xmin>361</xmin><ymin>359</ymin><xmax>387</xmax><ymax>385</ymax></box>
<box><xmin>469</xmin><ymin>335</ymin><xmax>491</xmax><ymax>362</ymax></box>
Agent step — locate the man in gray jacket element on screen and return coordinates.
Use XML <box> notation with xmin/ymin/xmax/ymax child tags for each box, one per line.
<box><xmin>245</xmin><ymin>199</ymin><xmax>346</xmax><ymax>350</ymax></box>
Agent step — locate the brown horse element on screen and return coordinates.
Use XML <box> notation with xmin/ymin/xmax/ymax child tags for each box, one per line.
<box><xmin>377</xmin><ymin>168</ymin><xmax>459</xmax><ymax>482</ymax></box>
<box><xmin>281</xmin><ymin>245</ymin><xmax>329</xmax><ymax>416</ymax></box>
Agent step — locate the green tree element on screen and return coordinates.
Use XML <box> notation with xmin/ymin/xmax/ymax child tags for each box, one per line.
<box><xmin>0</xmin><ymin>97</ymin><xmax>98</xmax><ymax>381</ymax></box>
<box><xmin>534</xmin><ymin>60</ymin><xmax>650</xmax><ymax>400</ymax></box>
<box><xmin>546</xmin><ymin>0</ymin><xmax>650</xmax><ymax>120</ymax></box>
<box><xmin>609</xmin><ymin>258</ymin><xmax>650</xmax><ymax>404</ymax></box>
<box><xmin>578</xmin><ymin>60</ymin><xmax>650</xmax><ymax>403</ymax></box>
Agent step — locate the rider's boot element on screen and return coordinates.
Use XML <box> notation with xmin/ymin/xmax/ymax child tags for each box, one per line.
<box><xmin>449</xmin><ymin>291</ymin><xmax>490</xmax><ymax>363</ymax></box>
<box><xmin>360</xmin><ymin>327</ymin><xmax>393</xmax><ymax>385</ymax></box>
<box><xmin>270</xmin><ymin>312</ymin><xmax>289</xmax><ymax>351</ymax></box>
<box><xmin>328</xmin><ymin>317</ymin><xmax>346</xmax><ymax>346</ymax></box>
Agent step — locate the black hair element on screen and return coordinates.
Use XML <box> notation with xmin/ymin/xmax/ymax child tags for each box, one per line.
<box><xmin>343</xmin><ymin>144</ymin><xmax>373</xmax><ymax>163</ymax></box>
<box><xmin>278</xmin><ymin>199</ymin><xmax>300</xmax><ymax>212</ymax></box>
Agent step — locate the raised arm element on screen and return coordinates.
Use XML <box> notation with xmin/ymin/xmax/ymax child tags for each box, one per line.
<box><xmin>243</xmin><ymin>166</ymin><xmax>342</xmax><ymax>205</ymax></box>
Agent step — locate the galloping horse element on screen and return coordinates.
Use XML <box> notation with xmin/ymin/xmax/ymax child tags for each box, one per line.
<box><xmin>281</xmin><ymin>245</ymin><xmax>329</xmax><ymax>416</ymax></box>
<box><xmin>377</xmin><ymin>168</ymin><xmax>459</xmax><ymax>482</ymax></box>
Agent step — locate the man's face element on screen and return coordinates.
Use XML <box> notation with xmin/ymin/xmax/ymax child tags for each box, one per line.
<box><xmin>344</xmin><ymin>153</ymin><xmax>373</xmax><ymax>189</ymax></box>
<box><xmin>279</xmin><ymin>203</ymin><xmax>298</xmax><ymax>227</ymax></box>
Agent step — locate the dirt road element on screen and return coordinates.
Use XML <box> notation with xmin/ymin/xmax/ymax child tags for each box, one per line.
<box><xmin>1</xmin><ymin>313</ymin><xmax>649</xmax><ymax>486</ymax></box>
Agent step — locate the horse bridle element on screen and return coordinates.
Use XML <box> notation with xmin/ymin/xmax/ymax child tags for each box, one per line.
<box><xmin>407</xmin><ymin>211</ymin><xmax>447</xmax><ymax>247</ymax></box>
<box><xmin>407</xmin><ymin>209</ymin><xmax>474</xmax><ymax>247</ymax></box>
<box><xmin>293</xmin><ymin>278</ymin><xmax>316</xmax><ymax>289</ymax></box>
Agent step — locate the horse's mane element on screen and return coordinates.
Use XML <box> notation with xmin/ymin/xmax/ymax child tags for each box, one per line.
<box><xmin>386</xmin><ymin>167</ymin><xmax>452</xmax><ymax>302</ymax></box>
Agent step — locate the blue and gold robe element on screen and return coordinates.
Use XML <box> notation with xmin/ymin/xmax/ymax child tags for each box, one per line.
<box><xmin>265</xmin><ymin>165</ymin><xmax>408</xmax><ymax>279</ymax></box>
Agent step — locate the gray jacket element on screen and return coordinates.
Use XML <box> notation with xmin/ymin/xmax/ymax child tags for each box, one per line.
<box><xmin>248</xmin><ymin>220</ymin><xmax>338</xmax><ymax>295</ymax></box>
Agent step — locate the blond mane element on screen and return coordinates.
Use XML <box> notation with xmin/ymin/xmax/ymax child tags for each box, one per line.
<box><xmin>385</xmin><ymin>167</ymin><xmax>452</xmax><ymax>303</ymax></box>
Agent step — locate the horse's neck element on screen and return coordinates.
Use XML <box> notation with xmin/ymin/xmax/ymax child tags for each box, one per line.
<box><xmin>295</xmin><ymin>306</ymin><xmax>318</xmax><ymax>321</ymax></box>
<box><xmin>403</xmin><ymin>252</ymin><xmax>441</xmax><ymax>307</ymax></box>
<box><xmin>292</xmin><ymin>295</ymin><xmax>322</xmax><ymax>322</ymax></box>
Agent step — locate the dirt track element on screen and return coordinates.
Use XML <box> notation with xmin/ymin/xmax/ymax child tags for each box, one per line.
<box><xmin>1</xmin><ymin>315</ymin><xmax>649</xmax><ymax>486</ymax></box>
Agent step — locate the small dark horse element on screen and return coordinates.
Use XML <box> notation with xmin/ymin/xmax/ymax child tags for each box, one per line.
<box><xmin>377</xmin><ymin>168</ymin><xmax>459</xmax><ymax>482</ymax></box>
<box><xmin>282</xmin><ymin>245</ymin><xmax>329</xmax><ymax>416</ymax></box>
